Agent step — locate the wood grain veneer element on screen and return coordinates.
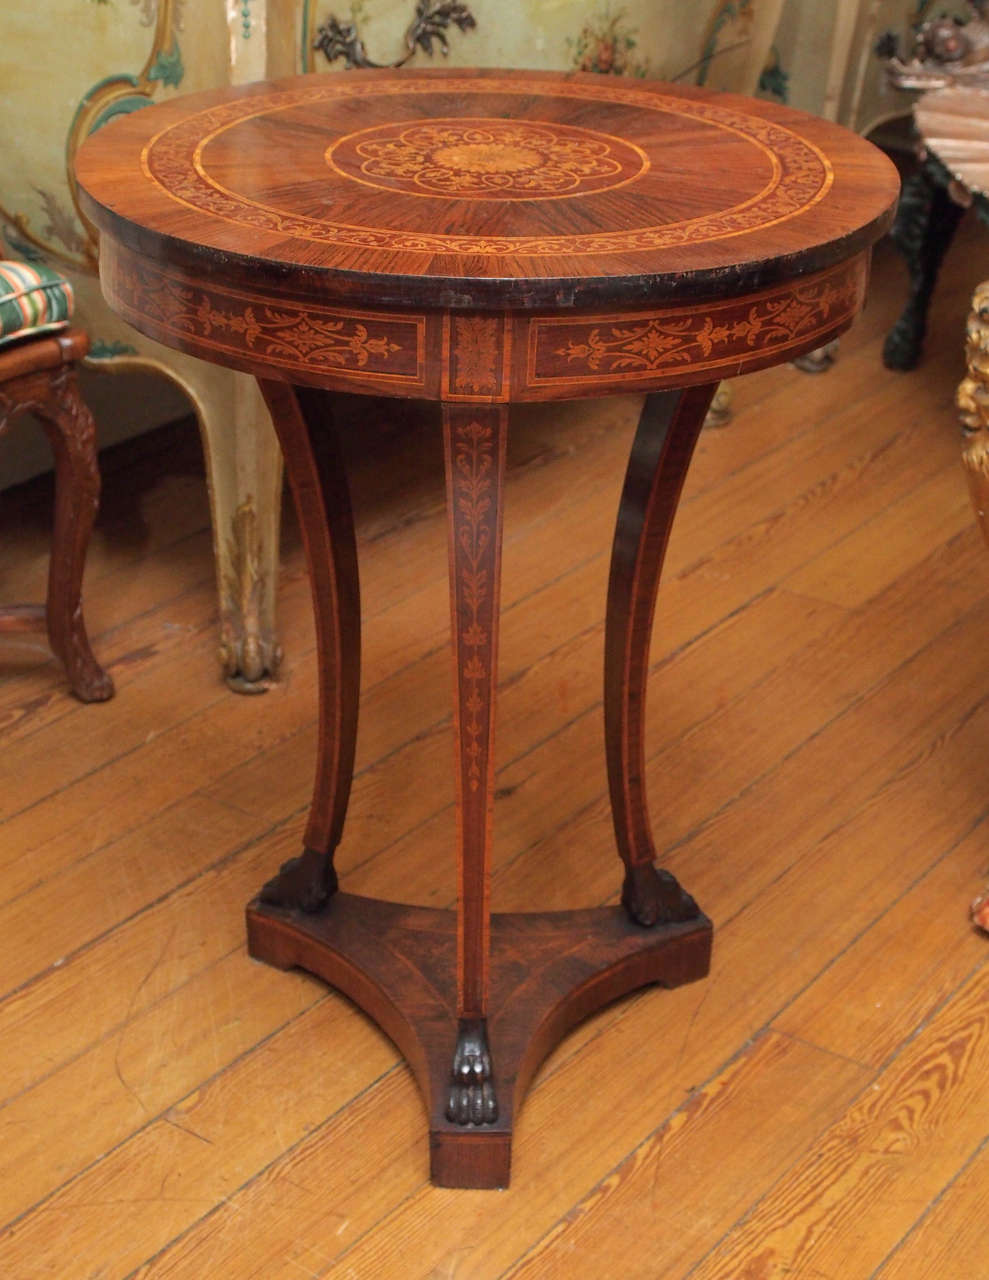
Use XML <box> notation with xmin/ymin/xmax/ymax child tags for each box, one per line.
<box><xmin>74</xmin><ymin>67</ymin><xmax>899</xmax><ymax>1188</ymax></box>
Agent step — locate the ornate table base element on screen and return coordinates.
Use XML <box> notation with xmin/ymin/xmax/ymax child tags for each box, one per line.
<box><xmin>240</xmin><ymin>377</ymin><xmax>718</xmax><ymax>1188</ymax></box>
<box><xmin>247</xmin><ymin>893</ymin><xmax>711</xmax><ymax>1188</ymax></box>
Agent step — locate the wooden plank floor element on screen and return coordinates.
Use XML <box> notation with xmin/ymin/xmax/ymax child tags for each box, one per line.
<box><xmin>2</xmin><ymin>223</ymin><xmax>989</xmax><ymax>1279</ymax></box>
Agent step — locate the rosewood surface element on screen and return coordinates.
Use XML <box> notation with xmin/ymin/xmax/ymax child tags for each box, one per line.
<box><xmin>75</xmin><ymin>68</ymin><xmax>898</xmax><ymax>1188</ymax></box>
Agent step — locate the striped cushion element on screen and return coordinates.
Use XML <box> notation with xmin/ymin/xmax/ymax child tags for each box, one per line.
<box><xmin>0</xmin><ymin>261</ymin><xmax>73</xmax><ymax>346</ymax></box>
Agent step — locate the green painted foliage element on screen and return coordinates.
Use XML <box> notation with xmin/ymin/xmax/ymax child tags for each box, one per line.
<box><xmin>758</xmin><ymin>47</ymin><xmax>789</xmax><ymax>102</ymax></box>
<box><xmin>88</xmin><ymin>339</ymin><xmax>140</xmax><ymax>359</ymax></box>
<box><xmin>148</xmin><ymin>39</ymin><xmax>185</xmax><ymax>89</ymax></box>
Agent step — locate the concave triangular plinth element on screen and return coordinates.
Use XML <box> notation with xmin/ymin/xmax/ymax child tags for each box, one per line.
<box><xmin>247</xmin><ymin>892</ymin><xmax>711</xmax><ymax>1188</ymax></box>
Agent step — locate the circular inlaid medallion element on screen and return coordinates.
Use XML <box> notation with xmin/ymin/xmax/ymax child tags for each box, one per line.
<box><xmin>326</xmin><ymin>119</ymin><xmax>647</xmax><ymax>200</ymax></box>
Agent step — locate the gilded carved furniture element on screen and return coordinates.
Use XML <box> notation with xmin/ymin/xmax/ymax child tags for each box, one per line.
<box><xmin>959</xmin><ymin>281</ymin><xmax>989</xmax><ymax>533</ymax></box>
<box><xmin>77</xmin><ymin>66</ymin><xmax>897</xmax><ymax>1187</ymax></box>
<box><xmin>0</xmin><ymin>323</ymin><xmax>113</xmax><ymax>703</ymax></box>
<box><xmin>960</xmin><ymin>283</ymin><xmax>989</xmax><ymax>936</ymax></box>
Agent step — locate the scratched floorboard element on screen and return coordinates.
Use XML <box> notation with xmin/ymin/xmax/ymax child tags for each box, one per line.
<box><xmin>2</xmin><ymin>225</ymin><xmax>989</xmax><ymax>1279</ymax></box>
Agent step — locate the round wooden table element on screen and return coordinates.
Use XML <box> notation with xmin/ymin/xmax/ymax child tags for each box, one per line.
<box><xmin>76</xmin><ymin>67</ymin><xmax>899</xmax><ymax>1188</ymax></box>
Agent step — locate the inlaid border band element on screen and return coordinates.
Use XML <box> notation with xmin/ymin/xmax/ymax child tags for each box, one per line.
<box><xmin>525</xmin><ymin>256</ymin><xmax>868</xmax><ymax>386</ymax></box>
<box><xmin>100</xmin><ymin>244</ymin><xmax>427</xmax><ymax>386</ymax></box>
<box><xmin>140</xmin><ymin>76</ymin><xmax>833</xmax><ymax>259</ymax></box>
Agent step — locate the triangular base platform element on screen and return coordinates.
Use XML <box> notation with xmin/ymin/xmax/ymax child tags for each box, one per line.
<box><xmin>246</xmin><ymin>892</ymin><xmax>711</xmax><ymax>1188</ymax></box>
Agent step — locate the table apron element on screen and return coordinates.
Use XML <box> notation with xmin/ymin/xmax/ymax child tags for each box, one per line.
<box><xmin>98</xmin><ymin>241</ymin><xmax>870</xmax><ymax>403</ymax></box>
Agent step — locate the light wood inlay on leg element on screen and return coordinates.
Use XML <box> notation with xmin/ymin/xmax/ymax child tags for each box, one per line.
<box><xmin>443</xmin><ymin>402</ymin><xmax>508</xmax><ymax>1125</ymax></box>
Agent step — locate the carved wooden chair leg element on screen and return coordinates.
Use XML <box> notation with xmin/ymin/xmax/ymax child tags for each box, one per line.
<box><xmin>0</xmin><ymin>329</ymin><xmax>113</xmax><ymax>703</ymax></box>
<box><xmin>256</xmin><ymin>380</ymin><xmax>360</xmax><ymax>912</ymax></box>
<box><xmin>604</xmin><ymin>385</ymin><xmax>716</xmax><ymax>927</ymax></box>
<box><xmin>442</xmin><ymin>403</ymin><xmax>507</xmax><ymax>1126</ymax></box>
<box><xmin>35</xmin><ymin>364</ymin><xmax>114</xmax><ymax>702</ymax></box>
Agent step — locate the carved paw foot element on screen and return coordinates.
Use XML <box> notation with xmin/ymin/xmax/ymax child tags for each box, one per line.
<box><xmin>219</xmin><ymin>622</ymin><xmax>283</xmax><ymax>696</ymax></box>
<box><xmin>259</xmin><ymin>846</ymin><xmax>338</xmax><ymax>913</ymax></box>
<box><xmin>446</xmin><ymin>1019</ymin><xmax>498</xmax><ymax>1126</ymax></box>
<box><xmin>622</xmin><ymin>864</ymin><xmax>700</xmax><ymax>928</ymax></box>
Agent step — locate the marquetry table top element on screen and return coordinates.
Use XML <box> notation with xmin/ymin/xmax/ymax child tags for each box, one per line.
<box><xmin>76</xmin><ymin>67</ymin><xmax>899</xmax><ymax>311</ymax></box>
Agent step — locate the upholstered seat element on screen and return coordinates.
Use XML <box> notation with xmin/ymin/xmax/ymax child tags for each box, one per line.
<box><xmin>0</xmin><ymin>260</ymin><xmax>74</xmax><ymax>346</ymax></box>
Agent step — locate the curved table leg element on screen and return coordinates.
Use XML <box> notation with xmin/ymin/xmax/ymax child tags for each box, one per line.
<box><xmin>605</xmin><ymin>385</ymin><xmax>716</xmax><ymax>927</ymax></box>
<box><xmin>442</xmin><ymin>402</ymin><xmax>507</xmax><ymax>1127</ymax></box>
<box><xmin>245</xmin><ymin>388</ymin><xmax>713</xmax><ymax>1188</ymax></box>
<box><xmin>256</xmin><ymin>380</ymin><xmax>360</xmax><ymax>913</ymax></box>
<box><xmin>35</xmin><ymin>365</ymin><xmax>114</xmax><ymax>703</ymax></box>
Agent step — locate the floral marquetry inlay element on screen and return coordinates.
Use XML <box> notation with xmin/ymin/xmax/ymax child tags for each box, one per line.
<box><xmin>130</xmin><ymin>77</ymin><xmax>837</xmax><ymax>258</ymax></box>
<box><xmin>528</xmin><ymin>257</ymin><xmax>869</xmax><ymax>386</ymax></box>
<box><xmin>100</xmin><ymin>246</ymin><xmax>425</xmax><ymax>385</ymax></box>
<box><xmin>453</xmin><ymin>420</ymin><xmax>495</xmax><ymax>792</ymax></box>
<box><xmin>330</xmin><ymin>120</ymin><xmax>642</xmax><ymax>199</ymax></box>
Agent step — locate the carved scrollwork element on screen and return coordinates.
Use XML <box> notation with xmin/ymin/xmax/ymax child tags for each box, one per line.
<box><xmin>314</xmin><ymin>1</ymin><xmax>476</xmax><ymax>71</ymax></box>
<box><xmin>958</xmin><ymin>280</ymin><xmax>989</xmax><ymax>543</ymax></box>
